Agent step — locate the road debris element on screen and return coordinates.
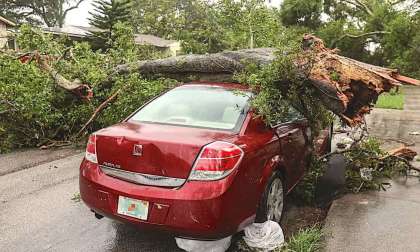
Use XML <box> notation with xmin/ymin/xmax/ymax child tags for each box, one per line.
<box><xmin>388</xmin><ymin>146</ymin><xmax>418</xmax><ymax>161</ymax></box>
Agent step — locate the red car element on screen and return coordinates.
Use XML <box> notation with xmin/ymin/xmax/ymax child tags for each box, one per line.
<box><xmin>80</xmin><ymin>82</ymin><xmax>322</xmax><ymax>239</ymax></box>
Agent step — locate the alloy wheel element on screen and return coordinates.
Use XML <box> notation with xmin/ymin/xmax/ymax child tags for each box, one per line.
<box><xmin>266</xmin><ymin>177</ymin><xmax>284</xmax><ymax>222</ymax></box>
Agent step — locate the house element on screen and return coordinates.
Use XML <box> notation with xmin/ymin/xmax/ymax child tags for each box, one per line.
<box><xmin>42</xmin><ymin>25</ymin><xmax>182</xmax><ymax>56</ymax></box>
<box><xmin>42</xmin><ymin>25</ymin><xmax>101</xmax><ymax>42</ymax></box>
<box><xmin>134</xmin><ymin>34</ymin><xmax>181</xmax><ymax>57</ymax></box>
<box><xmin>0</xmin><ymin>15</ymin><xmax>16</xmax><ymax>49</ymax></box>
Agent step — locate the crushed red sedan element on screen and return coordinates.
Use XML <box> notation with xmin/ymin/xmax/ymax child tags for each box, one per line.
<box><xmin>79</xmin><ymin>82</ymin><xmax>325</xmax><ymax>239</ymax></box>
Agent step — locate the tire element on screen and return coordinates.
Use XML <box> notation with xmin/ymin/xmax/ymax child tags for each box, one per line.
<box><xmin>256</xmin><ymin>170</ymin><xmax>285</xmax><ymax>223</ymax></box>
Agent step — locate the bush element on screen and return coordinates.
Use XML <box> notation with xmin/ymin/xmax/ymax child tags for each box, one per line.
<box><xmin>0</xmin><ymin>24</ymin><xmax>170</xmax><ymax>153</ymax></box>
<box><xmin>289</xmin><ymin>137</ymin><xmax>412</xmax><ymax>205</ymax></box>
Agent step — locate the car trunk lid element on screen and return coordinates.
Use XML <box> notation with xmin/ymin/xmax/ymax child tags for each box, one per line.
<box><xmin>95</xmin><ymin>122</ymin><xmax>234</xmax><ymax>180</ymax></box>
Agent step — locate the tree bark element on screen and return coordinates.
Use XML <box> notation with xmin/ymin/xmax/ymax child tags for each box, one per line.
<box><xmin>114</xmin><ymin>35</ymin><xmax>418</xmax><ymax>126</ymax></box>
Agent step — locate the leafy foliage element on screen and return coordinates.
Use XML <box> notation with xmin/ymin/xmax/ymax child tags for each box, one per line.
<box><xmin>235</xmin><ymin>35</ymin><xmax>333</xmax><ymax>135</ymax></box>
<box><xmin>0</xmin><ymin>54</ymin><xmax>58</xmax><ymax>150</ymax></box>
<box><xmin>280</xmin><ymin>0</ymin><xmax>420</xmax><ymax>78</ymax></box>
<box><xmin>280</xmin><ymin>0</ymin><xmax>323</xmax><ymax>29</ymax></box>
<box><xmin>0</xmin><ymin>24</ymin><xmax>170</xmax><ymax>152</ymax></box>
<box><xmin>131</xmin><ymin>0</ymin><xmax>284</xmax><ymax>54</ymax></box>
<box><xmin>280</xmin><ymin>225</ymin><xmax>323</xmax><ymax>252</ymax></box>
<box><xmin>291</xmin><ymin>137</ymin><xmax>412</xmax><ymax>205</ymax></box>
<box><xmin>89</xmin><ymin>0</ymin><xmax>132</xmax><ymax>47</ymax></box>
<box><xmin>0</xmin><ymin>0</ymin><xmax>86</xmax><ymax>27</ymax></box>
<box><xmin>344</xmin><ymin>138</ymin><xmax>410</xmax><ymax>192</ymax></box>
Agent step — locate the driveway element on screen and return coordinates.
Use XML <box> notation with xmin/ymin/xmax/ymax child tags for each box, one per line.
<box><xmin>0</xmin><ymin>149</ymin><xmax>182</xmax><ymax>252</ymax></box>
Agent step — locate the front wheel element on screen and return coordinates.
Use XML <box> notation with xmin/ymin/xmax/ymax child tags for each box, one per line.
<box><xmin>256</xmin><ymin>171</ymin><xmax>285</xmax><ymax>223</ymax></box>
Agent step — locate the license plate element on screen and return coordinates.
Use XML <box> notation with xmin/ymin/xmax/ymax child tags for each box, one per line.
<box><xmin>117</xmin><ymin>196</ymin><xmax>149</xmax><ymax>220</ymax></box>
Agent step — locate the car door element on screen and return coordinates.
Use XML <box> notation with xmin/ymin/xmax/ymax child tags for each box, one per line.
<box><xmin>271</xmin><ymin>108</ymin><xmax>311</xmax><ymax>190</ymax></box>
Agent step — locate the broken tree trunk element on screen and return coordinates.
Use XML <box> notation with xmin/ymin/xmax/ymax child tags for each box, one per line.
<box><xmin>113</xmin><ymin>35</ymin><xmax>418</xmax><ymax>126</ymax></box>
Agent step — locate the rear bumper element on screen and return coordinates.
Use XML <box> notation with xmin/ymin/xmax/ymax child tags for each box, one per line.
<box><xmin>79</xmin><ymin>159</ymin><xmax>251</xmax><ymax>239</ymax></box>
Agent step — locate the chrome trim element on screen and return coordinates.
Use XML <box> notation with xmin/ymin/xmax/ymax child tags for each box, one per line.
<box><xmin>99</xmin><ymin>165</ymin><xmax>186</xmax><ymax>187</ymax></box>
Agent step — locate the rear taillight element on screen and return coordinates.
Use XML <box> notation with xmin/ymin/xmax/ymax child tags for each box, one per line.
<box><xmin>189</xmin><ymin>141</ymin><xmax>244</xmax><ymax>181</ymax></box>
<box><xmin>85</xmin><ymin>134</ymin><xmax>97</xmax><ymax>164</ymax></box>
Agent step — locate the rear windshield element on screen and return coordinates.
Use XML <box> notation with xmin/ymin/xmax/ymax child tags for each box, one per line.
<box><xmin>129</xmin><ymin>85</ymin><xmax>250</xmax><ymax>130</ymax></box>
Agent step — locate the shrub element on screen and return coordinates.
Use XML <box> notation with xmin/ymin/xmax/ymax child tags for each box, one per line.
<box><xmin>0</xmin><ymin>24</ymin><xmax>169</xmax><ymax>152</ymax></box>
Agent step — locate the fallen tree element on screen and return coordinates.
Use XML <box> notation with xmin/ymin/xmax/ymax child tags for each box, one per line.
<box><xmin>2</xmin><ymin>31</ymin><xmax>420</xmax><ymax>151</ymax></box>
<box><xmin>111</xmin><ymin>34</ymin><xmax>419</xmax><ymax>126</ymax></box>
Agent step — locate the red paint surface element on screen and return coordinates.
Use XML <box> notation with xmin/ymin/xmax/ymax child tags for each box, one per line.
<box><xmin>79</xmin><ymin>82</ymin><xmax>318</xmax><ymax>239</ymax></box>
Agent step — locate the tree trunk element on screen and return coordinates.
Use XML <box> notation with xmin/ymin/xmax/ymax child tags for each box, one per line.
<box><xmin>113</xmin><ymin>35</ymin><xmax>418</xmax><ymax>126</ymax></box>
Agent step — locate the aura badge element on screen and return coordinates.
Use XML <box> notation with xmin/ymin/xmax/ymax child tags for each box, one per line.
<box><xmin>132</xmin><ymin>144</ymin><xmax>143</xmax><ymax>156</ymax></box>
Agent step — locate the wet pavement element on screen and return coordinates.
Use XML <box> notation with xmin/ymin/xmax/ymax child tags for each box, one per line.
<box><xmin>323</xmin><ymin>176</ymin><xmax>420</xmax><ymax>252</ymax></box>
<box><xmin>324</xmin><ymin>87</ymin><xmax>420</xmax><ymax>252</ymax></box>
<box><xmin>0</xmin><ymin>148</ymin><xmax>317</xmax><ymax>252</ymax></box>
<box><xmin>0</xmin><ymin>150</ymin><xmax>182</xmax><ymax>252</ymax></box>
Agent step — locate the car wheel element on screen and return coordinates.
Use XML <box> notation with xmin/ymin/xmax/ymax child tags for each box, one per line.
<box><xmin>256</xmin><ymin>171</ymin><xmax>285</xmax><ymax>223</ymax></box>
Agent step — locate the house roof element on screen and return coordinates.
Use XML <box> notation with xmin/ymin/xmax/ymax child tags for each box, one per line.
<box><xmin>42</xmin><ymin>25</ymin><xmax>179</xmax><ymax>48</ymax></box>
<box><xmin>0</xmin><ymin>15</ymin><xmax>16</xmax><ymax>27</ymax></box>
<box><xmin>42</xmin><ymin>26</ymin><xmax>99</xmax><ymax>38</ymax></box>
<box><xmin>134</xmin><ymin>34</ymin><xmax>179</xmax><ymax>48</ymax></box>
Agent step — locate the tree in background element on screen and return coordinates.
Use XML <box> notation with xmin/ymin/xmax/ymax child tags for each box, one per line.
<box><xmin>280</xmin><ymin>0</ymin><xmax>323</xmax><ymax>29</ymax></box>
<box><xmin>279</xmin><ymin>0</ymin><xmax>420</xmax><ymax>78</ymax></box>
<box><xmin>0</xmin><ymin>0</ymin><xmax>86</xmax><ymax>27</ymax></box>
<box><xmin>89</xmin><ymin>0</ymin><xmax>131</xmax><ymax>47</ymax></box>
<box><xmin>130</xmin><ymin>0</ymin><xmax>223</xmax><ymax>53</ymax></box>
<box><xmin>130</xmin><ymin>0</ymin><xmax>284</xmax><ymax>54</ymax></box>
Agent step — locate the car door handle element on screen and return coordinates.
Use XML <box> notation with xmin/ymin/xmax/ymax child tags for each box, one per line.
<box><xmin>277</xmin><ymin>128</ymin><xmax>299</xmax><ymax>138</ymax></box>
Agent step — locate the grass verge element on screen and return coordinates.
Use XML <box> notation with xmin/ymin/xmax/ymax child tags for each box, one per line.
<box><xmin>233</xmin><ymin>225</ymin><xmax>324</xmax><ymax>252</ymax></box>
<box><xmin>375</xmin><ymin>89</ymin><xmax>404</xmax><ymax>110</ymax></box>
<box><xmin>279</xmin><ymin>226</ymin><xmax>323</xmax><ymax>252</ymax></box>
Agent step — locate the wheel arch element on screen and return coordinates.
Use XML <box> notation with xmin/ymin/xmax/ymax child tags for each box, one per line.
<box><xmin>259</xmin><ymin>155</ymin><xmax>287</xmax><ymax>193</ymax></box>
<box><xmin>255</xmin><ymin>156</ymin><xmax>286</xmax><ymax>223</ymax></box>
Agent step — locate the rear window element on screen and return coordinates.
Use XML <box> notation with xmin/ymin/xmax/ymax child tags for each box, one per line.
<box><xmin>129</xmin><ymin>85</ymin><xmax>250</xmax><ymax>130</ymax></box>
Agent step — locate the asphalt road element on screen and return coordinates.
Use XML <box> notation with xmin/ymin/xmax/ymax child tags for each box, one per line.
<box><xmin>0</xmin><ymin>150</ymin><xmax>182</xmax><ymax>252</ymax></box>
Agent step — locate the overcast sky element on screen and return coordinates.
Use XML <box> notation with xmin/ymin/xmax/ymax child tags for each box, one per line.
<box><xmin>65</xmin><ymin>0</ymin><xmax>283</xmax><ymax>27</ymax></box>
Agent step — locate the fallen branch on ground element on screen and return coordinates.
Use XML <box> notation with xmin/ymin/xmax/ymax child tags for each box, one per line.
<box><xmin>39</xmin><ymin>140</ymin><xmax>72</xmax><ymax>149</ymax></box>
<box><xmin>387</xmin><ymin>146</ymin><xmax>418</xmax><ymax>161</ymax></box>
<box><xmin>75</xmin><ymin>88</ymin><xmax>123</xmax><ymax>137</ymax></box>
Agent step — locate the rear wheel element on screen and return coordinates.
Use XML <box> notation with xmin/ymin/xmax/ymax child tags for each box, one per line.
<box><xmin>256</xmin><ymin>171</ymin><xmax>285</xmax><ymax>223</ymax></box>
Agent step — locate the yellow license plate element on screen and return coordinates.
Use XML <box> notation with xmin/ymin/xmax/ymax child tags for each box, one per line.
<box><xmin>117</xmin><ymin>196</ymin><xmax>149</xmax><ymax>220</ymax></box>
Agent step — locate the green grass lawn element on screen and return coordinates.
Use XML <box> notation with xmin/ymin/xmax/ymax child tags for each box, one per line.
<box><xmin>375</xmin><ymin>89</ymin><xmax>405</xmax><ymax>110</ymax></box>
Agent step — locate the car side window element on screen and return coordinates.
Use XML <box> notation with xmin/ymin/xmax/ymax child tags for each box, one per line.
<box><xmin>270</xmin><ymin>106</ymin><xmax>304</xmax><ymax>127</ymax></box>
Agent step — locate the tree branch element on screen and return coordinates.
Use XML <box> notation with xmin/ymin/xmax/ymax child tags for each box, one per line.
<box><xmin>18</xmin><ymin>51</ymin><xmax>93</xmax><ymax>100</ymax></box>
<box><xmin>75</xmin><ymin>88</ymin><xmax>122</xmax><ymax>137</ymax></box>
<box><xmin>63</xmin><ymin>0</ymin><xmax>86</xmax><ymax>17</ymax></box>
<box><xmin>354</xmin><ymin>0</ymin><xmax>373</xmax><ymax>15</ymax></box>
<box><xmin>388</xmin><ymin>0</ymin><xmax>407</xmax><ymax>6</ymax></box>
<box><xmin>341</xmin><ymin>0</ymin><xmax>374</xmax><ymax>16</ymax></box>
<box><xmin>330</xmin><ymin>31</ymin><xmax>390</xmax><ymax>48</ymax></box>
